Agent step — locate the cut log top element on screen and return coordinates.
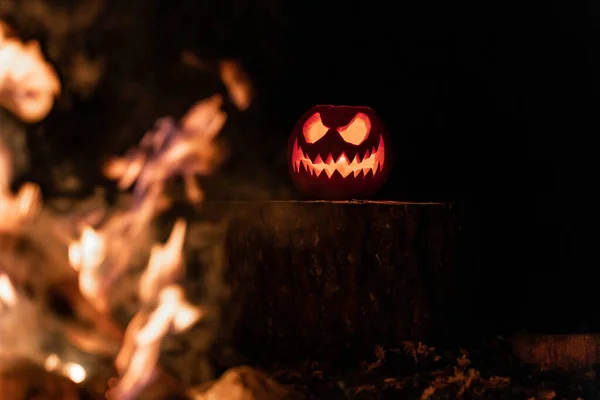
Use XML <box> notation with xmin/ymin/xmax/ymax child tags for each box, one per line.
<box><xmin>195</xmin><ymin>200</ymin><xmax>457</xmax><ymax>230</ymax></box>
<box><xmin>195</xmin><ymin>200</ymin><xmax>453</xmax><ymax>218</ymax></box>
<box><xmin>203</xmin><ymin>200</ymin><xmax>447</xmax><ymax>205</ymax></box>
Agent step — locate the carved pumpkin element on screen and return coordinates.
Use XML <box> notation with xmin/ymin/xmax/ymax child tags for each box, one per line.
<box><xmin>288</xmin><ymin>105</ymin><xmax>392</xmax><ymax>199</ymax></box>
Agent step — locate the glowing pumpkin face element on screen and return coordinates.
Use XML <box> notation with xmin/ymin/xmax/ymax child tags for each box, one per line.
<box><xmin>288</xmin><ymin>105</ymin><xmax>392</xmax><ymax>199</ymax></box>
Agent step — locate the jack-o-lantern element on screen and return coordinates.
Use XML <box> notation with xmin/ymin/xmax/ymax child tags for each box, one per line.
<box><xmin>288</xmin><ymin>105</ymin><xmax>392</xmax><ymax>199</ymax></box>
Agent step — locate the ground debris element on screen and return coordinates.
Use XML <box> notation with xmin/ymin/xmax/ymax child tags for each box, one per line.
<box><xmin>255</xmin><ymin>338</ymin><xmax>600</xmax><ymax>399</ymax></box>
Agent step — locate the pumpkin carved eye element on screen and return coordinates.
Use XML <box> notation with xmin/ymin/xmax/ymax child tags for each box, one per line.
<box><xmin>338</xmin><ymin>112</ymin><xmax>371</xmax><ymax>145</ymax></box>
<box><xmin>302</xmin><ymin>112</ymin><xmax>329</xmax><ymax>143</ymax></box>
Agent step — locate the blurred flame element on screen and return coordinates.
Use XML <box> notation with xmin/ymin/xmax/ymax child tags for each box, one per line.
<box><xmin>111</xmin><ymin>285</ymin><xmax>202</xmax><ymax>400</ymax></box>
<box><xmin>0</xmin><ymin>20</ymin><xmax>61</xmax><ymax>123</ymax></box>
<box><xmin>69</xmin><ymin>226</ymin><xmax>106</xmax><ymax>310</ymax></box>
<box><xmin>43</xmin><ymin>353</ymin><xmax>87</xmax><ymax>384</ymax></box>
<box><xmin>138</xmin><ymin>219</ymin><xmax>186</xmax><ymax>305</ymax></box>
<box><xmin>110</xmin><ymin>220</ymin><xmax>202</xmax><ymax>400</ymax></box>
<box><xmin>1</xmin><ymin>21</ymin><xmax>235</xmax><ymax>398</ymax></box>
<box><xmin>0</xmin><ymin>273</ymin><xmax>17</xmax><ymax>309</ymax></box>
<box><xmin>1</xmin><ymin>144</ymin><xmax>42</xmax><ymax>232</ymax></box>
<box><xmin>44</xmin><ymin>353</ymin><xmax>61</xmax><ymax>370</ymax></box>
<box><xmin>137</xmin><ymin>286</ymin><xmax>203</xmax><ymax>345</ymax></box>
<box><xmin>219</xmin><ymin>60</ymin><xmax>253</xmax><ymax>111</ymax></box>
<box><xmin>63</xmin><ymin>362</ymin><xmax>87</xmax><ymax>383</ymax></box>
<box><xmin>66</xmin><ymin>96</ymin><xmax>227</xmax><ymax>324</ymax></box>
<box><xmin>0</xmin><ymin>182</ymin><xmax>42</xmax><ymax>232</ymax></box>
<box><xmin>76</xmin><ymin>97</ymin><xmax>225</xmax><ymax>399</ymax></box>
<box><xmin>181</xmin><ymin>51</ymin><xmax>254</xmax><ymax>111</ymax></box>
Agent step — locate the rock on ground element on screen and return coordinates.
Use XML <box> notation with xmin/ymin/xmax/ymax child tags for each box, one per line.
<box><xmin>188</xmin><ymin>366</ymin><xmax>303</xmax><ymax>400</ymax></box>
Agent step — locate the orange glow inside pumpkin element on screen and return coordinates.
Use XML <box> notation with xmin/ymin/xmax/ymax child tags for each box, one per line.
<box><xmin>302</xmin><ymin>112</ymin><xmax>329</xmax><ymax>143</ymax></box>
<box><xmin>338</xmin><ymin>112</ymin><xmax>371</xmax><ymax>145</ymax></box>
<box><xmin>291</xmin><ymin>135</ymin><xmax>385</xmax><ymax>178</ymax></box>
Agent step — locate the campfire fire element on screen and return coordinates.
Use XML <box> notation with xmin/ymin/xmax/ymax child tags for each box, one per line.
<box><xmin>0</xmin><ymin>273</ymin><xmax>17</xmax><ymax>309</ymax></box>
<box><xmin>0</xmin><ymin>21</ymin><xmax>60</xmax><ymax>124</ymax></box>
<box><xmin>1</xmin><ymin>19</ymin><xmax>252</xmax><ymax>399</ymax></box>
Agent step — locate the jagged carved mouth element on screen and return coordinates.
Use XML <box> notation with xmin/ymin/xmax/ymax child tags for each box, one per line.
<box><xmin>291</xmin><ymin>135</ymin><xmax>386</xmax><ymax>178</ymax></box>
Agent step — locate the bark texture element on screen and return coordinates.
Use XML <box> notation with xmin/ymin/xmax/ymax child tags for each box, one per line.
<box><xmin>195</xmin><ymin>200</ymin><xmax>463</xmax><ymax>362</ymax></box>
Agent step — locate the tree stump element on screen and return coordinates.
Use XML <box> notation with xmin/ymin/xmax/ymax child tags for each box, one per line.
<box><xmin>511</xmin><ymin>334</ymin><xmax>600</xmax><ymax>371</ymax></box>
<box><xmin>187</xmin><ymin>200</ymin><xmax>464</xmax><ymax>362</ymax></box>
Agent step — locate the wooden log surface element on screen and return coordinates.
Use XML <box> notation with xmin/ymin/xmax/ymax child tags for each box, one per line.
<box><xmin>180</xmin><ymin>200</ymin><xmax>464</xmax><ymax>362</ymax></box>
<box><xmin>511</xmin><ymin>334</ymin><xmax>600</xmax><ymax>371</ymax></box>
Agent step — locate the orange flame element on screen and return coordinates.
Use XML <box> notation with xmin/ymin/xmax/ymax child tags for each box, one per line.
<box><xmin>0</xmin><ymin>143</ymin><xmax>42</xmax><ymax>233</ymax></box>
<box><xmin>0</xmin><ymin>273</ymin><xmax>17</xmax><ymax>309</ymax></box>
<box><xmin>181</xmin><ymin>52</ymin><xmax>254</xmax><ymax>111</ymax></box>
<box><xmin>67</xmin><ymin>95</ymin><xmax>227</xmax><ymax>316</ymax></box>
<box><xmin>0</xmin><ymin>20</ymin><xmax>61</xmax><ymax>123</ymax></box>
<box><xmin>138</xmin><ymin>219</ymin><xmax>187</xmax><ymax>305</ymax></box>
<box><xmin>1</xmin><ymin>21</ymin><xmax>231</xmax><ymax>397</ymax></box>
<box><xmin>219</xmin><ymin>60</ymin><xmax>253</xmax><ymax>111</ymax></box>
<box><xmin>81</xmin><ymin>98</ymin><xmax>224</xmax><ymax>399</ymax></box>
<box><xmin>109</xmin><ymin>220</ymin><xmax>203</xmax><ymax>400</ymax></box>
<box><xmin>68</xmin><ymin>226</ymin><xmax>106</xmax><ymax>310</ymax></box>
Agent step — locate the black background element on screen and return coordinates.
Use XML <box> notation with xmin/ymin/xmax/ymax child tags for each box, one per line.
<box><xmin>4</xmin><ymin>0</ymin><xmax>600</xmax><ymax>338</ymax></box>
